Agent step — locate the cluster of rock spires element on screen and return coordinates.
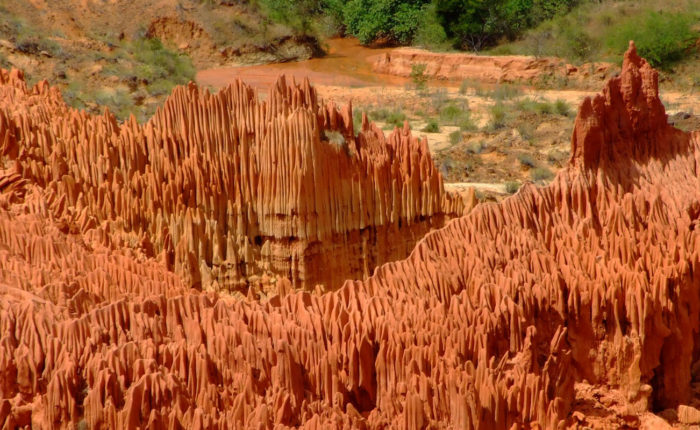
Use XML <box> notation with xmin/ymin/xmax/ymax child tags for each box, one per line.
<box><xmin>0</xmin><ymin>69</ymin><xmax>465</xmax><ymax>293</ymax></box>
<box><xmin>1</xmin><ymin>42</ymin><xmax>699</xmax><ymax>429</ymax></box>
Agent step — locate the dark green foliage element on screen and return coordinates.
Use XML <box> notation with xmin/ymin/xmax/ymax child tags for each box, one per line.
<box><xmin>421</xmin><ymin>118</ymin><xmax>440</xmax><ymax>132</ymax></box>
<box><xmin>605</xmin><ymin>11</ymin><xmax>697</xmax><ymax>69</ymax></box>
<box><xmin>435</xmin><ymin>0</ymin><xmax>578</xmax><ymax>51</ymax></box>
<box><xmin>343</xmin><ymin>0</ymin><xmax>428</xmax><ymax>44</ymax></box>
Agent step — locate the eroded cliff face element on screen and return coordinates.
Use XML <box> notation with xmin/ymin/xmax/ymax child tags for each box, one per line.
<box><xmin>0</xmin><ymin>70</ymin><xmax>464</xmax><ymax>292</ymax></box>
<box><xmin>0</xmin><ymin>42</ymin><xmax>699</xmax><ymax>429</ymax></box>
<box><xmin>372</xmin><ymin>47</ymin><xmax>614</xmax><ymax>85</ymax></box>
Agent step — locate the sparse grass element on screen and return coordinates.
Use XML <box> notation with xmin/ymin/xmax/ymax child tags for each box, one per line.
<box><xmin>505</xmin><ymin>181</ymin><xmax>520</xmax><ymax>194</ymax></box>
<box><xmin>516</xmin><ymin>98</ymin><xmax>570</xmax><ymax>116</ymax></box>
<box><xmin>531</xmin><ymin>167</ymin><xmax>554</xmax><ymax>181</ymax></box>
<box><xmin>370</xmin><ymin>108</ymin><xmax>407</xmax><ymax>129</ymax></box>
<box><xmin>517</xmin><ymin>123</ymin><xmax>534</xmax><ymax>143</ymax></box>
<box><xmin>421</xmin><ymin>118</ymin><xmax>440</xmax><ymax>133</ymax></box>
<box><xmin>488</xmin><ymin>103</ymin><xmax>507</xmax><ymax>130</ymax></box>
<box><xmin>449</xmin><ymin>130</ymin><xmax>462</xmax><ymax>145</ymax></box>
<box><xmin>517</xmin><ymin>154</ymin><xmax>536</xmax><ymax>168</ymax></box>
<box><xmin>555</xmin><ymin>99</ymin><xmax>571</xmax><ymax>116</ymax></box>
<box><xmin>459</xmin><ymin>79</ymin><xmax>486</xmax><ymax>96</ymax></box>
<box><xmin>488</xmin><ymin>84</ymin><xmax>523</xmax><ymax>101</ymax></box>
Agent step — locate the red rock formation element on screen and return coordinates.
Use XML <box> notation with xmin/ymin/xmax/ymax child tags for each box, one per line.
<box><xmin>372</xmin><ymin>47</ymin><xmax>613</xmax><ymax>84</ymax></box>
<box><xmin>1</xmin><ymin>42</ymin><xmax>699</xmax><ymax>429</ymax></box>
<box><xmin>0</xmin><ymin>69</ymin><xmax>464</xmax><ymax>292</ymax></box>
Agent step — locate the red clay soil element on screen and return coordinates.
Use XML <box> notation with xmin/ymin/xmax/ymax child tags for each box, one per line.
<box><xmin>371</xmin><ymin>47</ymin><xmax>614</xmax><ymax>85</ymax></box>
<box><xmin>0</xmin><ymin>42</ymin><xmax>699</xmax><ymax>429</ymax></box>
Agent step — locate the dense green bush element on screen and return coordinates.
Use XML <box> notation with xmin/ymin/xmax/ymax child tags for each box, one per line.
<box><xmin>343</xmin><ymin>0</ymin><xmax>426</xmax><ymax>44</ymax></box>
<box><xmin>421</xmin><ymin>118</ymin><xmax>440</xmax><ymax>132</ymax></box>
<box><xmin>605</xmin><ymin>11</ymin><xmax>697</xmax><ymax>69</ymax></box>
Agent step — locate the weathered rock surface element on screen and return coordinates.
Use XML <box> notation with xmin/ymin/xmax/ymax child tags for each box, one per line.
<box><xmin>0</xmin><ymin>69</ymin><xmax>464</xmax><ymax>292</ymax></box>
<box><xmin>0</xmin><ymin>42</ymin><xmax>699</xmax><ymax>429</ymax></box>
<box><xmin>372</xmin><ymin>47</ymin><xmax>614</xmax><ymax>84</ymax></box>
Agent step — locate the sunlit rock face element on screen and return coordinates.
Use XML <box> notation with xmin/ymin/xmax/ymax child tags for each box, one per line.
<box><xmin>1</xmin><ymin>42</ymin><xmax>699</xmax><ymax>429</ymax></box>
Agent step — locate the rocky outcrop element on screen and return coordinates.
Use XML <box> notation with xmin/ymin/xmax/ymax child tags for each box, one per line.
<box><xmin>372</xmin><ymin>47</ymin><xmax>614</xmax><ymax>84</ymax></box>
<box><xmin>0</xmin><ymin>69</ymin><xmax>464</xmax><ymax>292</ymax></box>
<box><xmin>1</xmin><ymin>42</ymin><xmax>700</xmax><ymax>429</ymax></box>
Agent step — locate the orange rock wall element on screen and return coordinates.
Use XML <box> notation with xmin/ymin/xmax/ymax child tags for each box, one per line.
<box><xmin>0</xmin><ymin>71</ymin><xmax>463</xmax><ymax>292</ymax></box>
<box><xmin>372</xmin><ymin>47</ymin><xmax>613</xmax><ymax>84</ymax></box>
<box><xmin>1</xmin><ymin>43</ymin><xmax>699</xmax><ymax>429</ymax></box>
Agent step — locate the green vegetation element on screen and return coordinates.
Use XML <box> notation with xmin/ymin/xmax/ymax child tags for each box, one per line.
<box><xmin>255</xmin><ymin>0</ymin><xmax>582</xmax><ymax>50</ymax></box>
<box><xmin>449</xmin><ymin>130</ymin><xmax>462</xmax><ymax>145</ymax></box>
<box><xmin>517</xmin><ymin>154</ymin><xmax>536</xmax><ymax>168</ymax></box>
<box><xmin>489</xmin><ymin>103</ymin><xmax>507</xmax><ymax>130</ymax></box>
<box><xmin>467</xmin><ymin>141</ymin><xmax>485</xmax><ymax>154</ymax></box>
<box><xmin>369</xmin><ymin>108</ymin><xmax>407</xmax><ymax>129</ymax></box>
<box><xmin>102</xmin><ymin>38</ymin><xmax>195</xmax><ymax>95</ymax></box>
<box><xmin>410</xmin><ymin>63</ymin><xmax>429</xmax><ymax>91</ymax></box>
<box><xmin>516</xmin><ymin>98</ymin><xmax>570</xmax><ymax>116</ymax></box>
<box><xmin>421</xmin><ymin>118</ymin><xmax>440</xmax><ymax>132</ymax></box>
<box><xmin>494</xmin><ymin>1</ymin><xmax>699</xmax><ymax>69</ymax></box>
<box><xmin>605</xmin><ymin>11</ymin><xmax>697</xmax><ymax>69</ymax></box>
<box><xmin>487</xmin><ymin>84</ymin><xmax>523</xmax><ymax>101</ymax></box>
<box><xmin>531</xmin><ymin>166</ymin><xmax>554</xmax><ymax>181</ymax></box>
<box><xmin>505</xmin><ymin>181</ymin><xmax>520</xmax><ymax>194</ymax></box>
<box><xmin>343</xmin><ymin>0</ymin><xmax>424</xmax><ymax>44</ymax></box>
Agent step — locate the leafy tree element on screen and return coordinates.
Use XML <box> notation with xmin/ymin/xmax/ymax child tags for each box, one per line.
<box><xmin>605</xmin><ymin>11</ymin><xmax>697</xmax><ymax>69</ymax></box>
<box><xmin>343</xmin><ymin>0</ymin><xmax>429</xmax><ymax>45</ymax></box>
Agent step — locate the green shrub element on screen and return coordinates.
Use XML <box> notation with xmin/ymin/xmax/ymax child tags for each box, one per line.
<box><xmin>370</xmin><ymin>108</ymin><xmax>406</xmax><ymax>129</ymax></box>
<box><xmin>343</xmin><ymin>0</ymin><xmax>425</xmax><ymax>45</ymax></box>
<box><xmin>517</xmin><ymin>123</ymin><xmax>534</xmax><ymax>142</ymax></box>
<box><xmin>505</xmin><ymin>181</ymin><xmax>520</xmax><ymax>194</ymax></box>
<box><xmin>459</xmin><ymin>116</ymin><xmax>478</xmax><ymax>132</ymax></box>
<box><xmin>449</xmin><ymin>130</ymin><xmax>462</xmax><ymax>145</ymax></box>
<box><xmin>421</xmin><ymin>118</ymin><xmax>440</xmax><ymax>132</ymax></box>
<box><xmin>489</xmin><ymin>103</ymin><xmax>507</xmax><ymax>129</ymax></box>
<box><xmin>518</xmin><ymin>154</ymin><xmax>536</xmax><ymax>168</ymax></box>
<box><xmin>414</xmin><ymin>3</ymin><xmax>451</xmax><ymax>50</ymax></box>
<box><xmin>410</xmin><ymin>63</ymin><xmax>428</xmax><ymax>91</ymax></box>
<box><xmin>555</xmin><ymin>99</ymin><xmax>571</xmax><ymax>116</ymax></box>
<box><xmin>535</xmin><ymin>101</ymin><xmax>553</xmax><ymax>115</ymax></box>
<box><xmin>488</xmin><ymin>84</ymin><xmax>522</xmax><ymax>101</ymax></box>
<box><xmin>467</xmin><ymin>141</ymin><xmax>485</xmax><ymax>154</ymax></box>
<box><xmin>605</xmin><ymin>11</ymin><xmax>697</xmax><ymax>69</ymax></box>
<box><xmin>439</xmin><ymin>104</ymin><xmax>464</xmax><ymax>124</ymax></box>
<box><xmin>531</xmin><ymin>167</ymin><xmax>554</xmax><ymax>181</ymax></box>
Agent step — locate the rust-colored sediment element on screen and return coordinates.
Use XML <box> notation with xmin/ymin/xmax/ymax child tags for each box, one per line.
<box><xmin>1</xmin><ymin>42</ymin><xmax>699</xmax><ymax>429</ymax></box>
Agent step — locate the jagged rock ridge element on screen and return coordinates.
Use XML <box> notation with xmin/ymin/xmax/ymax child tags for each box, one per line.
<box><xmin>0</xmin><ymin>70</ymin><xmax>464</xmax><ymax>292</ymax></box>
<box><xmin>0</xmin><ymin>42</ymin><xmax>699</xmax><ymax>429</ymax></box>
